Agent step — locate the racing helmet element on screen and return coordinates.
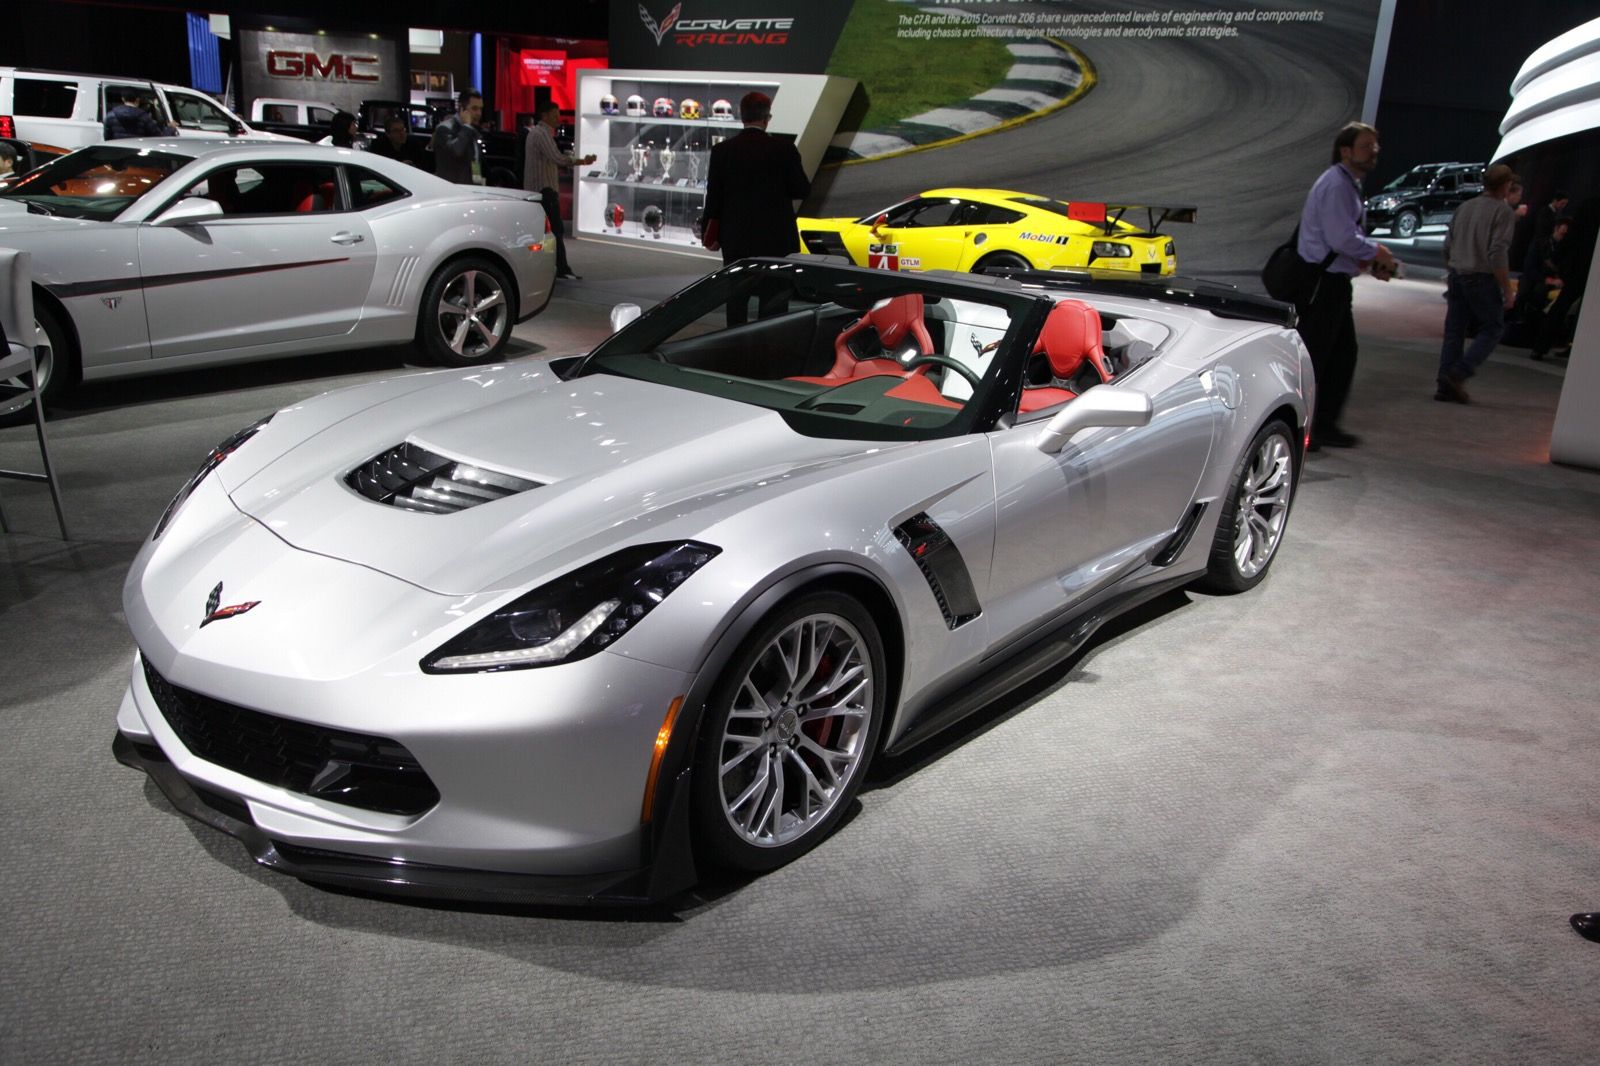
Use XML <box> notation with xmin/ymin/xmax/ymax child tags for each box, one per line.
<box><xmin>624</xmin><ymin>94</ymin><xmax>646</xmax><ymax>117</ymax></box>
<box><xmin>642</xmin><ymin>204</ymin><xmax>665</xmax><ymax>236</ymax></box>
<box><xmin>600</xmin><ymin>94</ymin><xmax>620</xmax><ymax>115</ymax></box>
<box><xmin>679</xmin><ymin>98</ymin><xmax>702</xmax><ymax>120</ymax></box>
<box><xmin>606</xmin><ymin>204</ymin><xmax>626</xmax><ymax>231</ymax></box>
<box><xmin>652</xmin><ymin>97</ymin><xmax>676</xmax><ymax>118</ymax></box>
<box><xmin>710</xmin><ymin>99</ymin><xmax>734</xmax><ymax>121</ymax></box>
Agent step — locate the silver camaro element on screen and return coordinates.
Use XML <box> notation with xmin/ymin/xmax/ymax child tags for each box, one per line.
<box><xmin>0</xmin><ymin>139</ymin><xmax>555</xmax><ymax>423</ymax></box>
<box><xmin>115</xmin><ymin>259</ymin><xmax>1313</xmax><ymax>905</ymax></box>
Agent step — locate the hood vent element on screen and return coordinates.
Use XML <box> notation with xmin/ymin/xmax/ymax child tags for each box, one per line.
<box><xmin>345</xmin><ymin>442</ymin><xmax>541</xmax><ymax>514</ymax></box>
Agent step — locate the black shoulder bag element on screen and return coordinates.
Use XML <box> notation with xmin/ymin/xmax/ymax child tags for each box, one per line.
<box><xmin>1262</xmin><ymin>225</ymin><xmax>1337</xmax><ymax>305</ymax></box>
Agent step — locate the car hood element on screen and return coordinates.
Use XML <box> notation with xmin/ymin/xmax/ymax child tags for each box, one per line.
<box><xmin>0</xmin><ymin>203</ymin><xmax>110</xmax><ymax>235</ymax></box>
<box><xmin>228</xmin><ymin>368</ymin><xmax>901</xmax><ymax>595</ymax></box>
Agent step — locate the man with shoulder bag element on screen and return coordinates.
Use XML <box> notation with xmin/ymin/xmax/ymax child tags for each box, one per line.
<box><xmin>1284</xmin><ymin>122</ymin><xmax>1398</xmax><ymax>450</ymax></box>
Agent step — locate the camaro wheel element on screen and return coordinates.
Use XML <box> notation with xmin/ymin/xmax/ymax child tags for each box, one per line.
<box><xmin>1394</xmin><ymin>209</ymin><xmax>1419</xmax><ymax>239</ymax></box>
<box><xmin>691</xmin><ymin>592</ymin><xmax>887</xmax><ymax>872</ymax></box>
<box><xmin>1199</xmin><ymin>419</ymin><xmax>1296</xmax><ymax>593</ymax></box>
<box><xmin>974</xmin><ymin>251</ymin><xmax>1030</xmax><ymax>274</ymax></box>
<box><xmin>417</xmin><ymin>258</ymin><xmax>514</xmax><ymax>367</ymax></box>
<box><xmin>0</xmin><ymin>303</ymin><xmax>72</xmax><ymax>428</ymax></box>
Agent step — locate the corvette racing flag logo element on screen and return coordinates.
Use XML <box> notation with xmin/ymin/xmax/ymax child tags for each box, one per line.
<box><xmin>640</xmin><ymin>3</ymin><xmax>681</xmax><ymax>45</ymax></box>
<box><xmin>200</xmin><ymin>581</ymin><xmax>260</xmax><ymax>628</ymax></box>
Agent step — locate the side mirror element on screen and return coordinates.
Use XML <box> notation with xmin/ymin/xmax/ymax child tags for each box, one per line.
<box><xmin>1035</xmin><ymin>387</ymin><xmax>1152</xmax><ymax>454</ymax></box>
<box><xmin>609</xmin><ymin>302</ymin><xmax>642</xmax><ymax>333</ymax></box>
<box><xmin>871</xmin><ymin>212</ymin><xmax>888</xmax><ymax>235</ymax></box>
<box><xmin>152</xmin><ymin>196</ymin><xmax>223</xmax><ymax>226</ymax></box>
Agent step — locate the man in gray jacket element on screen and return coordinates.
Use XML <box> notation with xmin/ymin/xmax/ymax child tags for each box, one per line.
<box><xmin>1436</xmin><ymin>163</ymin><xmax>1518</xmax><ymax>403</ymax></box>
<box><xmin>431</xmin><ymin>90</ymin><xmax>483</xmax><ymax>185</ymax></box>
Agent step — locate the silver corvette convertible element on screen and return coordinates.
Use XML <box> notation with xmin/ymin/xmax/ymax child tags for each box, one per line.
<box><xmin>116</xmin><ymin>259</ymin><xmax>1313</xmax><ymax>905</ymax></box>
<box><xmin>0</xmin><ymin>139</ymin><xmax>555</xmax><ymax>423</ymax></box>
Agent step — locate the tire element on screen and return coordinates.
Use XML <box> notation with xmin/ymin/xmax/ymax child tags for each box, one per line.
<box><xmin>415</xmin><ymin>257</ymin><xmax>516</xmax><ymax>367</ymax></box>
<box><xmin>973</xmin><ymin>251</ymin><xmax>1030</xmax><ymax>274</ymax></box>
<box><xmin>690</xmin><ymin>591</ymin><xmax>887</xmax><ymax>873</ymax></box>
<box><xmin>1394</xmin><ymin>209</ymin><xmax>1419</xmax><ymax>239</ymax></box>
<box><xmin>1197</xmin><ymin>419</ymin><xmax>1297</xmax><ymax>594</ymax></box>
<box><xmin>0</xmin><ymin>301</ymin><xmax>75</xmax><ymax>429</ymax></box>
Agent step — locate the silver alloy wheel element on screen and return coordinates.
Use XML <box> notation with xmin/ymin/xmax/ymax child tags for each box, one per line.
<box><xmin>436</xmin><ymin>269</ymin><xmax>507</xmax><ymax>359</ymax></box>
<box><xmin>0</xmin><ymin>318</ymin><xmax>53</xmax><ymax>419</ymax></box>
<box><xmin>718</xmin><ymin>612</ymin><xmax>875</xmax><ymax>848</ymax></box>
<box><xmin>1232</xmin><ymin>433</ymin><xmax>1293</xmax><ymax>578</ymax></box>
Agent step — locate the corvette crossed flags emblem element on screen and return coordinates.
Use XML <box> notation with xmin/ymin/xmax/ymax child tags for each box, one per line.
<box><xmin>639</xmin><ymin>3</ymin><xmax>681</xmax><ymax>45</ymax></box>
<box><xmin>200</xmin><ymin>581</ymin><xmax>260</xmax><ymax>628</ymax></box>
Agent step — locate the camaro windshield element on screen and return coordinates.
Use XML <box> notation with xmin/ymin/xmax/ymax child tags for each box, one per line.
<box><xmin>578</xmin><ymin>261</ymin><xmax>1037</xmax><ymax>441</ymax></box>
<box><xmin>0</xmin><ymin>145</ymin><xmax>194</xmax><ymax>220</ymax></box>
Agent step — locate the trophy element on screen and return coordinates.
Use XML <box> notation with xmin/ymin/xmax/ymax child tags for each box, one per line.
<box><xmin>687</xmin><ymin>153</ymin><xmax>701</xmax><ymax>187</ymax></box>
<box><xmin>603</xmin><ymin>151</ymin><xmax>618</xmax><ymax>180</ymax></box>
<box><xmin>627</xmin><ymin>141</ymin><xmax>650</xmax><ymax>182</ymax></box>
<box><xmin>658</xmin><ymin>145</ymin><xmax>675</xmax><ymax>183</ymax></box>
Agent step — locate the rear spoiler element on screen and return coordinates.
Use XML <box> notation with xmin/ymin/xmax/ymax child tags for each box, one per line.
<box><xmin>1065</xmin><ymin>201</ymin><xmax>1198</xmax><ymax>235</ymax></box>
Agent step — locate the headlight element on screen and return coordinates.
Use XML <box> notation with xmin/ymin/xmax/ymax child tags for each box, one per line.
<box><xmin>1371</xmin><ymin>196</ymin><xmax>1398</xmax><ymax>210</ymax></box>
<box><xmin>421</xmin><ymin>541</ymin><xmax>721</xmax><ymax>673</ymax></box>
<box><xmin>1090</xmin><ymin>241</ymin><xmax>1132</xmax><ymax>259</ymax></box>
<box><xmin>152</xmin><ymin>414</ymin><xmax>274</xmax><ymax>540</ymax></box>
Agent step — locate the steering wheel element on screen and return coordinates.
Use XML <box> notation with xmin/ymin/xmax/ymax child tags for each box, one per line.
<box><xmin>904</xmin><ymin>353</ymin><xmax>983</xmax><ymax>391</ymax></box>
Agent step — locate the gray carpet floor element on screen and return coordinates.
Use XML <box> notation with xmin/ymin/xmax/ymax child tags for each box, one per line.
<box><xmin>2</xmin><ymin>261</ymin><xmax>1596</xmax><ymax>1063</ymax></box>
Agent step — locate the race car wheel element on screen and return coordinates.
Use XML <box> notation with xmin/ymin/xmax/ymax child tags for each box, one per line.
<box><xmin>1198</xmin><ymin>419</ymin><xmax>1296</xmax><ymax>593</ymax></box>
<box><xmin>1394</xmin><ymin>209</ymin><xmax>1419</xmax><ymax>239</ymax></box>
<box><xmin>0</xmin><ymin>302</ymin><xmax>74</xmax><ymax>429</ymax></box>
<box><xmin>974</xmin><ymin>251</ymin><xmax>1030</xmax><ymax>274</ymax></box>
<box><xmin>691</xmin><ymin>591</ymin><xmax>886</xmax><ymax>873</ymax></box>
<box><xmin>417</xmin><ymin>257</ymin><xmax>515</xmax><ymax>367</ymax></box>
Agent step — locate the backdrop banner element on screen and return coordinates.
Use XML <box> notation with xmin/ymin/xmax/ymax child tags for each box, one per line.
<box><xmin>235</xmin><ymin>26</ymin><xmax>407</xmax><ymax>118</ymax></box>
<box><xmin>612</xmin><ymin>0</ymin><xmax>857</xmax><ymax>73</ymax></box>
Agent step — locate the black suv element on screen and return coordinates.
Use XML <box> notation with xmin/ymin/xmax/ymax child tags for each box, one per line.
<box><xmin>1365</xmin><ymin>162</ymin><xmax>1484</xmax><ymax>238</ymax></box>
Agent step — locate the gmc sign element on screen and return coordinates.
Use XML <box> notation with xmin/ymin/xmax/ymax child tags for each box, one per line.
<box><xmin>266</xmin><ymin>51</ymin><xmax>381</xmax><ymax>83</ymax></box>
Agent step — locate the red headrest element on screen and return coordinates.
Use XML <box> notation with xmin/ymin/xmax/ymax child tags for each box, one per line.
<box><xmin>867</xmin><ymin>293</ymin><xmax>925</xmax><ymax>348</ymax></box>
<box><xmin>1033</xmin><ymin>299</ymin><xmax>1104</xmax><ymax>379</ymax></box>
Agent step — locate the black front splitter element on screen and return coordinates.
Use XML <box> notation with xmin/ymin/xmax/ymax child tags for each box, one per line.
<box><xmin>113</xmin><ymin>733</ymin><xmax>695</xmax><ymax>909</ymax></box>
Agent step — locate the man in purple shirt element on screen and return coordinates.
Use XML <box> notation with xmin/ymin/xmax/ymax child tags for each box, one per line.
<box><xmin>1295</xmin><ymin>122</ymin><xmax>1397</xmax><ymax>449</ymax></box>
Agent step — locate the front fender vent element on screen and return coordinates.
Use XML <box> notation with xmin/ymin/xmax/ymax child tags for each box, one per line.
<box><xmin>345</xmin><ymin>441</ymin><xmax>541</xmax><ymax>514</ymax></box>
<box><xmin>894</xmin><ymin>512</ymin><xmax>982</xmax><ymax>629</ymax></box>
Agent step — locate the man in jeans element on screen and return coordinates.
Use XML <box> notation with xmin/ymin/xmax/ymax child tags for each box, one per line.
<box><xmin>1436</xmin><ymin>163</ymin><xmax>1519</xmax><ymax>403</ymax></box>
<box><xmin>522</xmin><ymin>103</ymin><xmax>594</xmax><ymax>279</ymax></box>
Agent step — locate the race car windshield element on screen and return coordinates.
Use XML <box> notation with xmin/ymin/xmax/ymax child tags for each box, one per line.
<box><xmin>0</xmin><ymin>145</ymin><xmax>194</xmax><ymax>220</ymax></box>
<box><xmin>578</xmin><ymin>260</ymin><xmax>1036</xmax><ymax>441</ymax></box>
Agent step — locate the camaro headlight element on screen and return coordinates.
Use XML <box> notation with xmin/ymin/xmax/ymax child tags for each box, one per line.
<box><xmin>422</xmin><ymin>541</ymin><xmax>721</xmax><ymax>673</ymax></box>
<box><xmin>152</xmin><ymin>414</ymin><xmax>274</xmax><ymax>540</ymax></box>
<box><xmin>1090</xmin><ymin>241</ymin><xmax>1133</xmax><ymax>259</ymax></box>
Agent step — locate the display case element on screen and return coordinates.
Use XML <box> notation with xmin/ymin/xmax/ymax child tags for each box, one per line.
<box><xmin>575</xmin><ymin>69</ymin><xmax>856</xmax><ymax>256</ymax></box>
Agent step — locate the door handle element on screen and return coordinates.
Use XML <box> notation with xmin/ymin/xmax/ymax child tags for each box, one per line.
<box><xmin>330</xmin><ymin>232</ymin><xmax>365</xmax><ymax>245</ymax></box>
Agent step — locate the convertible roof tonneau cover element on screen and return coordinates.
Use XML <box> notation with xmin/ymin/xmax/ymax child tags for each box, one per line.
<box><xmin>988</xmin><ymin>268</ymin><xmax>1296</xmax><ymax>328</ymax></box>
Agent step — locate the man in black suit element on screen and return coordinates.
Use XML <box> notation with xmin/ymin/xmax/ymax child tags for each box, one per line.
<box><xmin>702</xmin><ymin>92</ymin><xmax>810</xmax><ymax>322</ymax></box>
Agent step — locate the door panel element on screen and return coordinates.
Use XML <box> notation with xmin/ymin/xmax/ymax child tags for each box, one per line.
<box><xmin>984</xmin><ymin>376</ymin><xmax>1219</xmax><ymax>650</ymax></box>
<box><xmin>138</xmin><ymin>162</ymin><xmax>376</xmax><ymax>359</ymax></box>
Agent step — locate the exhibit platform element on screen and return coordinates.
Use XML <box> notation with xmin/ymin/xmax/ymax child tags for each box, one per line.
<box><xmin>2</xmin><ymin>252</ymin><xmax>1595</xmax><ymax>1063</ymax></box>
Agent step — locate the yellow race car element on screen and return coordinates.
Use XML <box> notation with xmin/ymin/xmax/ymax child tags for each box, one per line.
<box><xmin>797</xmin><ymin>187</ymin><xmax>1193</xmax><ymax>276</ymax></box>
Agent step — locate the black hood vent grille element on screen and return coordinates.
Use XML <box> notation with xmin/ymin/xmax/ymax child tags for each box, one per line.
<box><xmin>345</xmin><ymin>442</ymin><xmax>541</xmax><ymax>514</ymax></box>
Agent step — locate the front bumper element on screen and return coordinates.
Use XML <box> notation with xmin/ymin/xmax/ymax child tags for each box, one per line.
<box><xmin>114</xmin><ymin>732</ymin><xmax>697</xmax><ymax>906</ymax></box>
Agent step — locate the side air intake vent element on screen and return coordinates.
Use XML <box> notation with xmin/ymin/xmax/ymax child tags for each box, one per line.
<box><xmin>345</xmin><ymin>442</ymin><xmax>541</xmax><ymax>514</ymax></box>
<box><xmin>893</xmin><ymin>512</ymin><xmax>982</xmax><ymax>629</ymax></box>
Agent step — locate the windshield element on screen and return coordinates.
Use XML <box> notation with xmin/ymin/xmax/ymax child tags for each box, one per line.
<box><xmin>578</xmin><ymin>261</ymin><xmax>1035</xmax><ymax>441</ymax></box>
<box><xmin>1383</xmin><ymin>166</ymin><xmax>1441</xmax><ymax>192</ymax></box>
<box><xmin>0</xmin><ymin>144</ymin><xmax>193</xmax><ymax>220</ymax></box>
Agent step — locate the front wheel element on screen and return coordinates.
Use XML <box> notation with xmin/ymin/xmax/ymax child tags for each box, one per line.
<box><xmin>416</xmin><ymin>257</ymin><xmax>515</xmax><ymax>367</ymax></box>
<box><xmin>1197</xmin><ymin>419</ymin><xmax>1297</xmax><ymax>593</ymax></box>
<box><xmin>0</xmin><ymin>302</ymin><xmax>74</xmax><ymax>428</ymax></box>
<box><xmin>1394</xmin><ymin>209</ymin><xmax>1419</xmax><ymax>239</ymax></box>
<box><xmin>690</xmin><ymin>591</ymin><xmax>887</xmax><ymax>873</ymax></box>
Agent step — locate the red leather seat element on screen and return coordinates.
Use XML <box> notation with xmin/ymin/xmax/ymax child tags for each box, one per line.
<box><xmin>293</xmin><ymin>181</ymin><xmax>336</xmax><ymax>213</ymax></box>
<box><xmin>801</xmin><ymin>293</ymin><xmax>934</xmax><ymax>383</ymax></box>
<box><xmin>1018</xmin><ymin>298</ymin><xmax>1111</xmax><ymax>414</ymax></box>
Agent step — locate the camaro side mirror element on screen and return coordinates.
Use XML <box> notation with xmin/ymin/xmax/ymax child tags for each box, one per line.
<box><xmin>609</xmin><ymin>303</ymin><xmax>642</xmax><ymax>333</ymax></box>
<box><xmin>153</xmin><ymin>196</ymin><xmax>223</xmax><ymax>226</ymax></box>
<box><xmin>1036</xmin><ymin>387</ymin><xmax>1153</xmax><ymax>454</ymax></box>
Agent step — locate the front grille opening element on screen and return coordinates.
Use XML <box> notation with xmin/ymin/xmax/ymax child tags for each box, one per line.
<box><xmin>141</xmin><ymin>658</ymin><xmax>440</xmax><ymax>816</ymax></box>
<box><xmin>346</xmin><ymin>441</ymin><xmax>541</xmax><ymax>514</ymax></box>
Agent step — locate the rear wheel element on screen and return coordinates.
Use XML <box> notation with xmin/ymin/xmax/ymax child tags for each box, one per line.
<box><xmin>691</xmin><ymin>591</ymin><xmax>886</xmax><ymax>873</ymax></box>
<box><xmin>415</xmin><ymin>257</ymin><xmax>515</xmax><ymax>367</ymax></box>
<box><xmin>1198</xmin><ymin>419</ymin><xmax>1296</xmax><ymax>593</ymax></box>
<box><xmin>0</xmin><ymin>302</ymin><xmax>74</xmax><ymax>428</ymax></box>
<box><xmin>973</xmin><ymin>251</ymin><xmax>1030</xmax><ymax>274</ymax></box>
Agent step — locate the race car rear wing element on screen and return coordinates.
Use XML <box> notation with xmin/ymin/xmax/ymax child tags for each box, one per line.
<box><xmin>1069</xmin><ymin>202</ymin><xmax>1198</xmax><ymax>235</ymax></box>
